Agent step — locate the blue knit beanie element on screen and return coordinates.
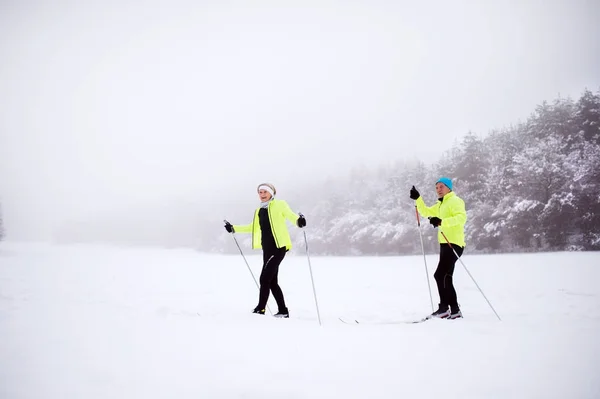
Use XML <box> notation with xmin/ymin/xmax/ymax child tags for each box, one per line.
<box><xmin>436</xmin><ymin>177</ymin><xmax>453</xmax><ymax>190</ymax></box>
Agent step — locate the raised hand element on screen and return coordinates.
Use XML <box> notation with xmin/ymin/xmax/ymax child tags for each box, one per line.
<box><xmin>410</xmin><ymin>186</ymin><xmax>420</xmax><ymax>200</ymax></box>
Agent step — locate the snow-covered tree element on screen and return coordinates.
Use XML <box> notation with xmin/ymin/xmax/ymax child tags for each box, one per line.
<box><xmin>576</xmin><ymin>89</ymin><xmax>600</xmax><ymax>143</ymax></box>
<box><xmin>187</xmin><ymin>89</ymin><xmax>600</xmax><ymax>255</ymax></box>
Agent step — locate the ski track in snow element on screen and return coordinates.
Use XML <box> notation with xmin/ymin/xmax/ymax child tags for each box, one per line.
<box><xmin>0</xmin><ymin>242</ymin><xmax>599</xmax><ymax>399</ymax></box>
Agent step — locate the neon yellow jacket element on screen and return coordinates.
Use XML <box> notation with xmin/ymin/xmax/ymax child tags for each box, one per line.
<box><xmin>233</xmin><ymin>199</ymin><xmax>300</xmax><ymax>250</ymax></box>
<box><xmin>416</xmin><ymin>192</ymin><xmax>467</xmax><ymax>247</ymax></box>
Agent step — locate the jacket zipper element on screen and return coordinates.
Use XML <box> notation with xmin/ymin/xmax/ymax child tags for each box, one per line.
<box><xmin>439</xmin><ymin>193</ymin><xmax>451</xmax><ymax>219</ymax></box>
<box><xmin>251</xmin><ymin>210</ymin><xmax>257</xmax><ymax>248</ymax></box>
<box><xmin>267</xmin><ymin>202</ymin><xmax>281</xmax><ymax>248</ymax></box>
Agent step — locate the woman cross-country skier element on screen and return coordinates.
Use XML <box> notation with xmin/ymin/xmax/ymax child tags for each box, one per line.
<box><xmin>410</xmin><ymin>177</ymin><xmax>467</xmax><ymax>319</ymax></box>
<box><xmin>224</xmin><ymin>183</ymin><xmax>306</xmax><ymax>318</ymax></box>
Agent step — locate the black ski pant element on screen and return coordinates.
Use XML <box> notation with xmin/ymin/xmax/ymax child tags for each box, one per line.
<box><xmin>257</xmin><ymin>247</ymin><xmax>287</xmax><ymax>311</ymax></box>
<box><xmin>434</xmin><ymin>243</ymin><xmax>464</xmax><ymax>310</ymax></box>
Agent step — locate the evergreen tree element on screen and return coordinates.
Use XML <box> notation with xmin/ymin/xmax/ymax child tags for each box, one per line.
<box><xmin>572</xmin><ymin>89</ymin><xmax>600</xmax><ymax>248</ymax></box>
<box><xmin>575</xmin><ymin>88</ymin><xmax>600</xmax><ymax>143</ymax></box>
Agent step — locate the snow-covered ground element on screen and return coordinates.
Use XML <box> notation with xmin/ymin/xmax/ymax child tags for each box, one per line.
<box><xmin>1</xmin><ymin>241</ymin><xmax>598</xmax><ymax>398</ymax></box>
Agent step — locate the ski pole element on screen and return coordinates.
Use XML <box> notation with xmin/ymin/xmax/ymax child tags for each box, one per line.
<box><xmin>300</xmin><ymin>213</ymin><xmax>321</xmax><ymax>326</ymax></box>
<box><xmin>225</xmin><ymin>219</ymin><xmax>272</xmax><ymax>315</ymax></box>
<box><xmin>439</xmin><ymin>229</ymin><xmax>501</xmax><ymax>321</ymax></box>
<box><xmin>415</xmin><ymin>206</ymin><xmax>434</xmax><ymax>313</ymax></box>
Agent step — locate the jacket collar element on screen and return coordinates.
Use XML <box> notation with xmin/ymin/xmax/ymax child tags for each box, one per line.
<box><xmin>438</xmin><ymin>191</ymin><xmax>455</xmax><ymax>202</ymax></box>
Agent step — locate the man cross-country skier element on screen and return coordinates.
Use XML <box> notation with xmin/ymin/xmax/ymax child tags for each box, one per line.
<box><xmin>224</xmin><ymin>183</ymin><xmax>306</xmax><ymax>318</ymax></box>
<box><xmin>410</xmin><ymin>177</ymin><xmax>467</xmax><ymax>319</ymax></box>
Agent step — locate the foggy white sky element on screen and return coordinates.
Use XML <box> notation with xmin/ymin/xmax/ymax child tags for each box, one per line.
<box><xmin>1</xmin><ymin>0</ymin><xmax>599</xmax><ymax>240</ymax></box>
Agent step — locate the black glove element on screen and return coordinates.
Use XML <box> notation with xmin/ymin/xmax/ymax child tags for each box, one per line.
<box><xmin>409</xmin><ymin>185</ymin><xmax>420</xmax><ymax>200</ymax></box>
<box><xmin>297</xmin><ymin>215</ymin><xmax>307</xmax><ymax>228</ymax></box>
<box><xmin>429</xmin><ymin>217</ymin><xmax>442</xmax><ymax>227</ymax></box>
<box><xmin>224</xmin><ymin>221</ymin><xmax>234</xmax><ymax>233</ymax></box>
